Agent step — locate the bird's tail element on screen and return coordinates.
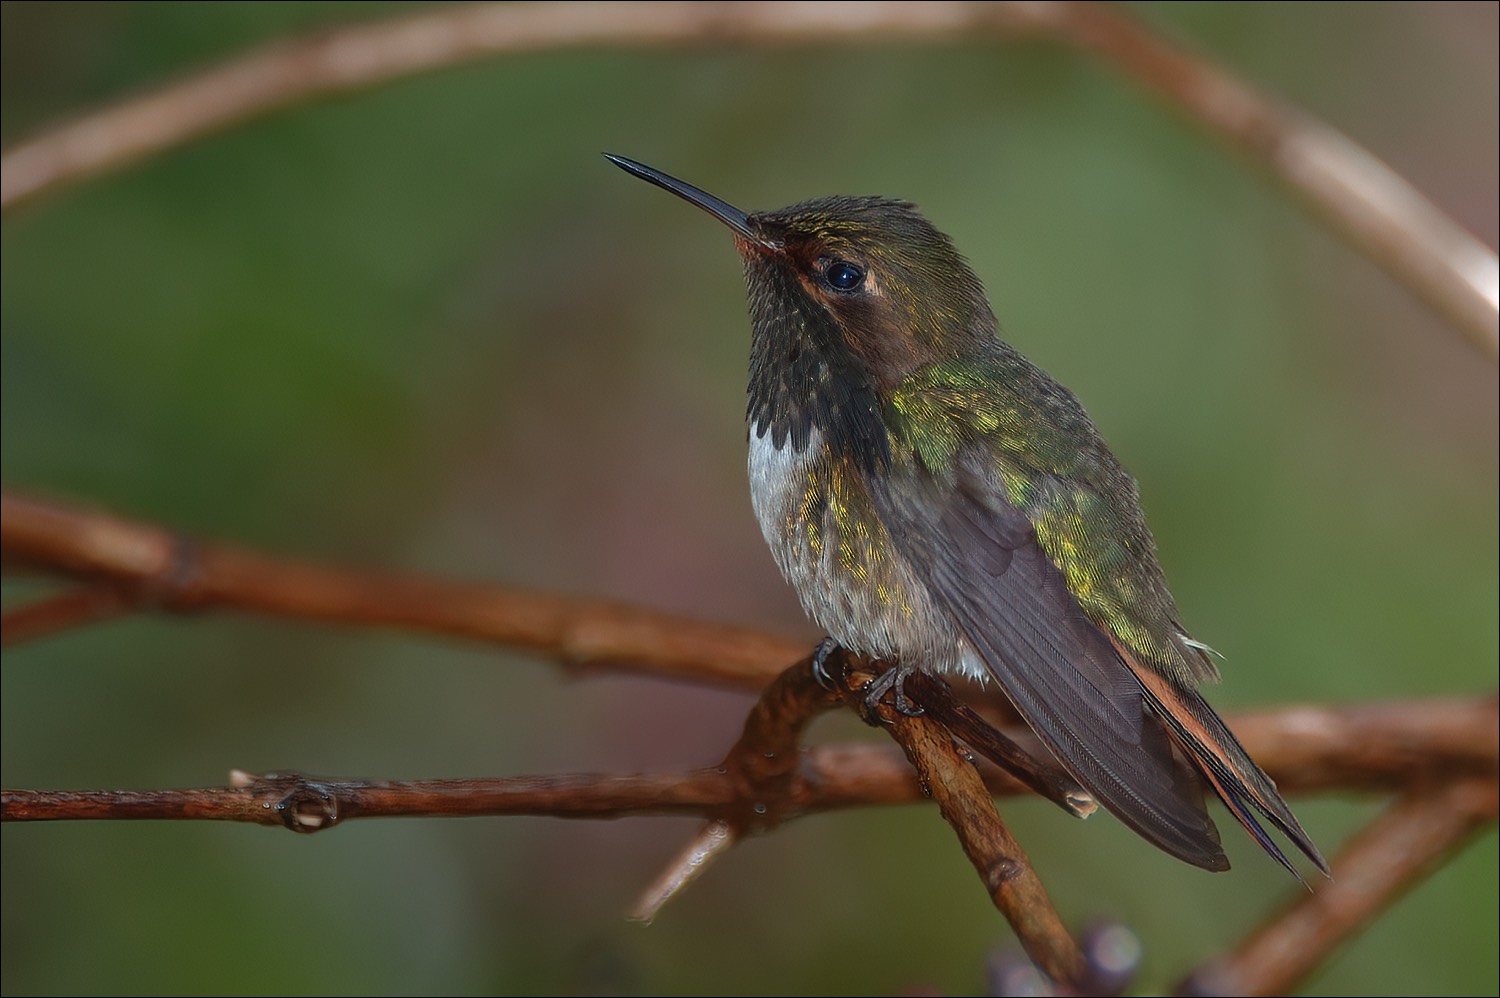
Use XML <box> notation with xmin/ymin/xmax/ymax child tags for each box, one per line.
<box><xmin>1120</xmin><ymin>649</ymin><xmax>1330</xmax><ymax>881</ymax></box>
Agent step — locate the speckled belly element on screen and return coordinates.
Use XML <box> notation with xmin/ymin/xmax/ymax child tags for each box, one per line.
<box><xmin>747</xmin><ymin>427</ymin><xmax>981</xmax><ymax>677</ymax></box>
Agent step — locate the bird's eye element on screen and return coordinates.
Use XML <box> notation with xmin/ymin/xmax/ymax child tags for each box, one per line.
<box><xmin>823</xmin><ymin>260</ymin><xmax>865</xmax><ymax>293</ymax></box>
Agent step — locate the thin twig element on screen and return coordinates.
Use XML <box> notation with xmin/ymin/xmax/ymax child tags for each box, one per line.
<box><xmin>0</xmin><ymin>583</ymin><xmax>133</xmax><ymax>647</ymax></box>
<box><xmin>2</xmin><ymin>3</ymin><xmax>1492</xmax><ymax>354</ymax></box>
<box><xmin>628</xmin><ymin>819</ymin><xmax>738</xmax><ymax>923</ymax></box>
<box><xmin>1207</xmin><ymin>697</ymin><xmax>1500</xmax><ymax>794</ymax></box>
<box><xmin>3</xmin><ymin>770</ymin><xmax>731</xmax><ymax>828</ymax></box>
<box><xmin>629</xmin><ymin>653</ymin><xmax>840</xmax><ymax>921</ymax></box>
<box><xmin>1181</xmin><ymin>777</ymin><xmax>1500</xmax><ymax>997</ymax></box>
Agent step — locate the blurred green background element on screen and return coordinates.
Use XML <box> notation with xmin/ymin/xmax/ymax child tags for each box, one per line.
<box><xmin>3</xmin><ymin>2</ymin><xmax>1495</xmax><ymax>994</ymax></box>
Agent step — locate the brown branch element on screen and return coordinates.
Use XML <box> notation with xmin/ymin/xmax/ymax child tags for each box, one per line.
<box><xmin>0</xmin><ymin>741</ymin><xmax>1026</xmax><ymax>827</ymax></box>
<box><xmin>2</xmin><ymin>3</ymin><xmax>1492</xmax><ymax>355</ymax></box>
<box><xmin>1182</xmin><ymin>776</ymin><xmax>1500</xmax><ymax>997</ymax></box>
<box><xmin>5</xmin><ymin>489</ymin><xmax>1495</xmax><ymax>989</ymax></box>
<box><xmin>896</xmin><ymin>716</ymin><xmax>1085</xmax><ymax>987</ymax></box>
<box><xmin>2</xmin><ymin>769</ymin><xmax>733</xmax><ymax>828</ymax></box>
<box><xmin>1212</xmin><ymin>697</ymin><xmax>1500</xmax><ymax>793</ymax></box>
<box><xmin>0</xmin><ymin>1</ymin><xmax>1047</xmax><ymax>212</ymax></box>
<box><xmin>0</xmin><ymin>583</ymin><xmax>134</xmax><ymax>647</ymax></box>
<box><xmin>628</xmin><ymin>819</ymin><xmax>738</xmax><ymax>924</ymax></box>
<box><xmin>717</xmin><ymin>650</ymin><xmax>842</xmax><ymax>824</ymax></box>
<box><xmin>628</xmin><ymin>653</ymin><xmax>840</xmax><ymax>921</ymax></box>
<box><xmin>623</xmin><ymin>654</ymin><xmax>1099</xmax><ymax>925</ymax></box>
<box><xmin>4</xmin><ymin>684</ymin><xmax>1493</xmax><ymax>988</ymax></box>
<box><xmin>1056</xmin><ymin>1</ymin><xmax>1499</xmax><ymax>360</ymax></box>
<box><xmin>5</xmin><ymin>490</ymin><xmax>1498</xmax><ymax>791</ymax></box>
<box><xmin>0</xmin><ymin>657</ymin><xmax>1092</xmax><ymax>984</ymax></box>
<box><xmin>907</xmin><ymin>671</ymin><xmax>1097</xmax><ymax>818</ymax></box>
<box><xmin>841</xmin><ymin>662</ymin><xmax>1086</xmax><ymax>988</ymax></box>
<box><xmin>0</xmin><ymin>491</ymin><xmax>801</xmax><ymax>688</ymax></box>
<box><xmin>3</xmin><ymin>695</ymin><xmax>1492</xmax><ymax>826</ymax></box>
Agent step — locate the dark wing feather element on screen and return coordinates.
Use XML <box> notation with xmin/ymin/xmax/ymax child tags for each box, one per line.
<box><xmin>870</xmin><ymin>459</ymin><xmax>1230</xmax><ymax>871</ymax></box>
<box><xmin>1124</xmin><ymin>658</ymin><xmax>1330</xmax><ymax>877</ymax></box>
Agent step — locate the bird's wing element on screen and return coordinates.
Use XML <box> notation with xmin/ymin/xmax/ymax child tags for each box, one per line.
<box><xmin>869</xmin><ymin>453</ymin><xmax>1231</xmax><ymax>871</ymax></box>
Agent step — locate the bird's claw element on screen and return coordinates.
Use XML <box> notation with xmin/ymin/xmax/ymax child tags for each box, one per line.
<box><xmin>810</xmin><ymin>636</ymin><xmax>841</xmax><ymax>691</ymax></box>
<box><xmin>863</xmin><ymin>664</ymin><xmax>925</xmax><ymax>718</ymax></box>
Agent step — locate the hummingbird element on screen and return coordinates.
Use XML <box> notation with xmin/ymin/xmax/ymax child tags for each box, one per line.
<box><xmin>606</xmin><ymin>153</ymin><xmax>1327</xmax><ymax>878</ymax></box>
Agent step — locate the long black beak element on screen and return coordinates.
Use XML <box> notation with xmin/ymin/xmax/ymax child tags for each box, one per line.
<box><xmin>605</xmin><ymin>153</ymin><xmax>766</xmax><ymax>246</ymax></box>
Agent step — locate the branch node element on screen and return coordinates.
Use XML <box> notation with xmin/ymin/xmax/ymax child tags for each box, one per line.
<box><xmin>238</xmin><ymin>770</ymin><xmax>342</xmax><ymax>833</ymax></box>
<box><xmin>985</xmin><ymin>856</ymin><xmax>1025</xmax><ymax>892</ymax></box>
<box><xmin>137</xmin><ymin>532</ymin><xmax>206</xmax><ymax>611</ymax></box>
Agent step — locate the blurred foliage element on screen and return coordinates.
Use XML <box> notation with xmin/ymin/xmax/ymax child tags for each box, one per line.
<box><xmin>2</xmin><ymin>2</ymin><xmax>1496</xmax><ymax>995</ymax></box>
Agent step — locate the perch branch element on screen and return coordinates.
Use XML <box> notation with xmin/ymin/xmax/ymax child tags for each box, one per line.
<box><xmin>841</xmin><ymin>660</ymin><xmax>1085</xmax><ymax>987</ymax></box>
<box><xmin>4</xmin><ymin>497</ymin><xmax>1495</xmax><ymax>985</ymax></box>
<box><xmin>629</xmin><ymin>653</ymin><xmax>1097</xmax><ymax>923</ymax></box>
<box><xmin>4</xmin><ymin>681</ymin><xmax>1493</xmax><ymax>988</ymax></box>
<box><xmin>6</xmin><ymin>698</ymin><xmax>1490</xmax><ymax>826</ymax></box>
<box><xmin>1</xmin><ymin>2</ymin><xmax>1492</xmax><ymax>354</ymax></box>
<box><xmin>716</xmin><ymin>649</ymin><xmax>841</xmax><ymax>827</ymax></box>
<box><xmin>0</xmin><ymin>740</ymin><xmax>1034</xmax><ymax>826</ymax></box>
<box><xmin>5</xmin><ymin>490</ymin><xmax>1499</xmax><ymax>799</ymax></box>
<box><xmin>906</xmin><ymin>671</ymin><xmax>1096</xmax><ymax>818</ymax></box>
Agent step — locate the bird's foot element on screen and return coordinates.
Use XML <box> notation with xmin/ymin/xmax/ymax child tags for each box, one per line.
<box><xmin>864</xmin><ymin>664</ymin><xmax>925</xmax><ymax>718</ymax></box>
<box><xmin>808</xmin><ymin>641</ymin><xmax>925</xmax><ymax>719</ymax></box>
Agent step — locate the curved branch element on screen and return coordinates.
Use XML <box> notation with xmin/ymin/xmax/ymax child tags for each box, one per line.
<box><xmin>1056</xmin><ymin>1</ymin><xmax>1498</xmax><ymax>360</ymax></box>
<box><xmin>0</xmin><ymin>1</ymin><xmax>1046</xmax><ymax>212</ymax></box>
<box><xmin>1182</xmin><ymin>776</ymin><xmax>1500</xmax><ymax>997</ymax></box>
<box><xmin>1</xmin><ymin>2</ymin><xmax>1492</xmax><ymax>355</ymax></box>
